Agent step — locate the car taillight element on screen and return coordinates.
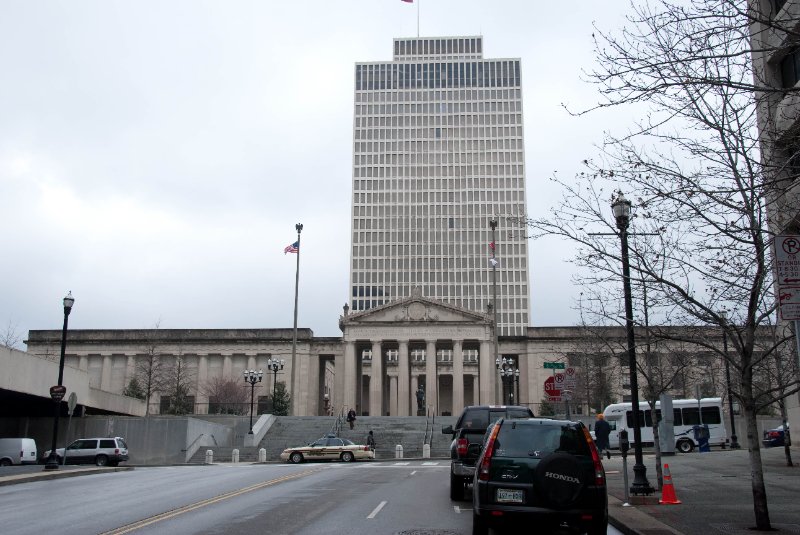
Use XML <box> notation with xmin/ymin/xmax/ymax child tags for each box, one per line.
<box><xmin>456</xmin><ymin>438</ymin><xmax>468</xmax><ymax>456</ymax></box>
<box><xmin>582</xmin><ymin>426</ymin><xmax>605</xmax><ymax>486</ymax></box>
<box><xmin>768</xmin><ymin>431</ymin><xmax>780</xmax><ymax>438</ymax></box>
<box><xmin>478</xmin><ymin>424</ymin><xmax>501</xmax><ymax>481</ymax></box>
<box><xmin>115</xmin><ymin>449</ymin><xmax>119</xmax><ymax>454</ymax></box>
<box><xmin>363</xmin><ymin>446</ymin><xmax>370</xmax><ymax>451</ymax></box>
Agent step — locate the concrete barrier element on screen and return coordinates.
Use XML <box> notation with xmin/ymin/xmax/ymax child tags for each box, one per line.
<box><xmin>422</xmin><ymin>443</ymin><xmax>430</xmax><ymax>458</ymax></box>
<box><xmin>259</xmin><ymin>448</ymin><xmax>266</xmax><ymax>463</ymax></box>
<box><xmin>395</xmin><ymin>444</ymin><xmax>403</xmax><ymax>458</ymax></box>
<box><xmin>232</xmin><ymin>449</ymin><xmax>239</xmax><ymax>463</ymax></box>
<box><xmin>205</xmin><ymin>449</ymin><xmax>213</xmax><ymax>464</ymax></box>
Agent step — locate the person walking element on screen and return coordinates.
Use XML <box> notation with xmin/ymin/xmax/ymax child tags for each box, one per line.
<box><xmin>367</xmin><ymin>430</ymin><xmax>376</xmax><ymax>452</ymax></box>
<box><xmin>347</xmin><ymin>408</ymin><xmax>357</xmax><ymax>430</ymax></box>
<box><xmin>594</xmin><ymin>412</ymin><xmax>611</xmax><ymax>459</ymax></box>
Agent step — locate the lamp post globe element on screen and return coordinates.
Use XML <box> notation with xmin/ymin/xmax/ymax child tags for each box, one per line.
<box><xmin>611</xmin><ymin>193</ymin><xmax>654</xmax><ymax>495</ymax></box>
<box><xmin>44</xmin><ymin>292</ymin><xmax>74</xmax><ymax>471</ymax></box>
<box><xmin>496</xmin><ymin>357</ymin><xmax>518</xmax><ymax>405</ymax></box>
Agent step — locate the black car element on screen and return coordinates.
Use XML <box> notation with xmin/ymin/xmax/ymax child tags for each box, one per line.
<box><xmin>471</xmin><ymin>418</ymin><xmax>608</xmax><ymax>535</ymax></box>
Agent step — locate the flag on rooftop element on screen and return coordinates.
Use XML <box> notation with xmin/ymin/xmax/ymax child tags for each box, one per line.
<box><xmin>401</xmin><ymin>0</ymin><xmax>413</xmax><ymax>3</ymax></box>
<box><xmin>489</xmin><ymin>241</ymin><xmax>495</xmax><ymax>251</ymax></box>
<box><xmin>284</xmin><ymin>241</ymin><xmax>299</xmax><ymax>254</ymax></box>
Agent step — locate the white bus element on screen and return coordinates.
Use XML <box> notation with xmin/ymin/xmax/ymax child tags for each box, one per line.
<box><xmin>603</xmin><ymin>397</ymin><xmax>728</xmax><ymax>453</ymax></box>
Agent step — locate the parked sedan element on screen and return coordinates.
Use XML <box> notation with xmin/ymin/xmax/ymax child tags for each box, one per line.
<box><xmin>280</xmin><ymin>434</ymin><xmax>375</xmax><ymax>464</ymax></box>
<box><xmin>763</xmin><ymin>424</ymin><xmax>789</xmax><ymax>448</ymax></box>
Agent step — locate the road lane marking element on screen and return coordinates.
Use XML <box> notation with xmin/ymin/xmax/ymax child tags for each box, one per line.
<box><xmin>367</xmin><ymin>500</ymin><xmax>387</xmax><ymax>519</ymax></box>
<box><xmin>99</xmin><ymin>469</ymin><xmax>317</xmax><ymax>534</ymax></box>
<box><xmin>410</xmin><ymin>470</ymin><xmax>417</xmax><ymax>475</ymax></box>
<box><xmin>394</xmin><ymin>462</ymin><xmax>410</xmax><ymax>465</ymax></box>
<box><xmin>422</xmin><ymin>462</ymin><xmax>439</xmax><ymax>465</ymax></box>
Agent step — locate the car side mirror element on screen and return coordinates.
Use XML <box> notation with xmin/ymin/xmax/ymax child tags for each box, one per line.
<box><xmin>442</xmin><ymin>425</ymin><xmax>453</xmax><ymax>435</ymax></box>
<box><xmin>467</xmin><ymin>443</ymin><xmax>482</xmax><ymax>456</ymax></box>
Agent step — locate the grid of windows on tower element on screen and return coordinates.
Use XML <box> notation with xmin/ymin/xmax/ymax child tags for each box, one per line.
<box><xmin>355</xmin><ymin>60</ymin><xmax>521</xmax><ymax>91</ymax></box>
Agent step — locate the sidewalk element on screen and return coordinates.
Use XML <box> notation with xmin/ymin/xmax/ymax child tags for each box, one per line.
<box><xmin>604</xmin><ymin>446</ymin><xmax>800</xmax><ymax>535</ymax></box>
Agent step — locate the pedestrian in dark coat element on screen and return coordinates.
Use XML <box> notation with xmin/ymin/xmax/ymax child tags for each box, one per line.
<box><xmin>367</xmin><ymin>430</ymin><xmax>376</xmax><ymax>451</ymax></box>
<box><xmin>594</xmin><ymin>413</ymin><xmax>612</xmax><ymax>459</ymax></box>
<box><xmin>347</xmin><ymin>408</ymin><xmax>357</xmax><ymax>430</ymax></box>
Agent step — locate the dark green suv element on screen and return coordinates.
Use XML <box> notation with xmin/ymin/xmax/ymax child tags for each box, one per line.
<box><xmin>471</xmin><ymin>418</ymin><xmax>607</xmax><ymax>535</ymax></box>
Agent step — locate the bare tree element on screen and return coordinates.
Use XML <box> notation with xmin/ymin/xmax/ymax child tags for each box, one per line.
<box><xmin>520</xmin><ymin>1</ymin><xmax>800</xmax><ymax>528</ymax></box>
<box><xmin>161</xmin><ymin>352</ymin><xmax>195</xmax><ymax>415</ymax></box>
<box><xmin>127</xmin><ymin>321</ymin><xmax>167</xmax><ymax>416</ymax></box>
<box><xmin>0</xmin><ymin>320</ymin><xmax>22</xmax><ymax>350</ymax></box>
<box><xmin>202</xmin><ymin>376</ymin><xmax>249</xmax><ymax>415</ymax></box>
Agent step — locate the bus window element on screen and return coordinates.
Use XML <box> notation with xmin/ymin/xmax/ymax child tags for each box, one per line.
<box><xmin>673</xmin><ymin>408</ymin><xmax>682</xmax><ymax>426</ymax></box>
<box><xmin>682</xmin><ymin>407</ymin><xmax>700</xmax><ymax>425</ymax></box>
<box><xmin>701</xmin><ymin>406</ymin><xmax>721</xmax><ymax>424</ymax></box>
<box><xmin>625</xmin><ymin>410</ymin><xmax>651</xmax><ymax>428</ymax></box>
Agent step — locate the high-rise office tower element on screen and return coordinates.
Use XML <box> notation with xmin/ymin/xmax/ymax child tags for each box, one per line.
<box><xmin>349</xmin><ymin>36</ymin><xmax>530</xmax><ymax>336</ymax></box>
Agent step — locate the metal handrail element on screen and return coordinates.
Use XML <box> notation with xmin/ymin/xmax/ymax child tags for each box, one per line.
<box><xmin>330</xmin><ymin>405</ymin><xmax>346</xmax><ymax>437</ymax></box>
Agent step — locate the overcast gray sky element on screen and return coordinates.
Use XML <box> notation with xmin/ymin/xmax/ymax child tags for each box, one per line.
<box><xmin>0</xmin><ymin>1</ymin><xmax>637</xmax><ymax>344</ymax></box>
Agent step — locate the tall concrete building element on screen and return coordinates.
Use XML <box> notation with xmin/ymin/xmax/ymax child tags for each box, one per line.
<box><xmin>349</xmin><ymin>36</ymin><xmax>530</xmax><ymax>336</ymax></box>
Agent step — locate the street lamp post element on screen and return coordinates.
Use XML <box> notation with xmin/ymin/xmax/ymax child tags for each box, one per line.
<box><xmin>267</xmin><ymin>358</ymin><xmax>285</xmax><ymax>411</ymax></box>
<box><xmin>243</xmin><ymin>369</ymin><xmax>263</xmax><ymax>434</ymax></box>
<box><xmin>496</xmin><ymin>357</ymin><xmax>518</xmax><ymax>405</ymax></box>
<box><xmin>611</xmin><ymin>194</ymin><xmax>654</xmax><ymax>496</ymax></box>
<box><xmin>44</xmin><ymin>292</ymin><xmax>75</xmax><ymax>471</ymax></box>
<box><xmin>719</xmin><ymin>311</ymin><xmax>740</xmax><ymax>449</ymax></box>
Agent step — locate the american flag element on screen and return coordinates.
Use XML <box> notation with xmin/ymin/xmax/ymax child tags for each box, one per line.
<box><xmin>284</xmin><ymin>241</ymin><xmax>299</xmax><ymax>254</ymax></box>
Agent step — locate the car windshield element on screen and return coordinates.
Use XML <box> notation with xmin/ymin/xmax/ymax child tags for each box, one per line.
<box><xmin>493</xmin><ymin>423</ymin><xmax>590</xmax><ymax>458</ymax></box>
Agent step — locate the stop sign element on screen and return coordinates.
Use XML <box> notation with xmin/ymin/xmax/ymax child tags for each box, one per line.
<box><xmin>544</xmin><ymin>376</ymin><xmax>562</xmax><ymax>401</ymax></box>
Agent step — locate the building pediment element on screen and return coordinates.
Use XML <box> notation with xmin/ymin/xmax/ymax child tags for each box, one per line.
<box><xmin>341</xmin><ymin>293</ymin><xmax>489</xmax><ymax>328</ymax></box>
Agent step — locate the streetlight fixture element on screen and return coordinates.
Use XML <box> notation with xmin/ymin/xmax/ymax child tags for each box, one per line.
<box><xmin>611</xmin><ymin>193</ymin><xmax>654</xmax><ymax>496</ymax></box>
<box><xmin>719</xmin><ymin>311</ymin><xmax>740</xmax><ymax>449</ymax></box>
<box><xmin>243</xmin><ymin>369</ymin><xmax>263</xmax><ymax>434</ymax></box>
<box><xmin>496</xmin><ymin>357</ymin><xmax>518</xmax><ymax>405</ymax></box>
<box><xmin>44</xmin><ymin>292</ymin><xmax>75</xmax><ymax>471</ymax></box>
<box><xmin>267</xmin><ymin>358</ymin><xmax>285</xmax><ymax>411</ymax></box>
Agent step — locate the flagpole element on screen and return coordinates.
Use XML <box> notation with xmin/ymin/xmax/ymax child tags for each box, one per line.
<box><xmin>290</xmin><ymin>222</ymin><xmax>303</xmax><ymax>415</ymax></box>
<box><xmin>490</xmin><ymin>217</ymin><xmax>499</xmax><ymax>404</ymax></box>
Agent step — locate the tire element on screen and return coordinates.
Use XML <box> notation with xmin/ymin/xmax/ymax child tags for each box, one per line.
<box><xmin>534</xmin><ymin>452</ymin><xmax>587</xmax><ymax>509</ymax></box>
<box><xmin>341</xmin><ymin>451</ymin><xmax>355</xmax><ymax>462</ymax></box>
<box><xmin>0</xmin><ymin>459</ymin><xmax>11</xmax><ymax>467</ymax></box>
<box><xmin>289</xmin><ymin>452</ymin><xmax>304</xmax><ymax>464</ymax></box>
<box><xmin>450</xmin><ymin>472</ymin><xmax>465</xmax><ymax>501</ymax></box>
<box><xmin>472</xmin><ymin>512</ymin><xmax>489</xmax><ymax>535</ymax></box>
<box><xmin>95</xmin><ymin>454</ymin><xmax>109</xmax><ymax>467</ymax></box>
<box><xmin>677</xmin><ymin>440</ymin><xmax>694</xmax><ymax>453</ymax></box>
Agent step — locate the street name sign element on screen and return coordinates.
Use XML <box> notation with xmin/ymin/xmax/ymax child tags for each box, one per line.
<box><xmin>543</xmin><ymin>362</ymin><xmax>565</xmax><ymax>370</ymax></box>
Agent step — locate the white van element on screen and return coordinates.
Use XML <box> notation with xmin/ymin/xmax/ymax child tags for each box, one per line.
<box><xmin>603</xmin><ymin>398</ymin><xmax>728</xmax><ymax>453</ymax></box>
<box><xmin>0</xmin><ymin>438</ymin><xmax>38</xmax><ymax>466</ymax></box>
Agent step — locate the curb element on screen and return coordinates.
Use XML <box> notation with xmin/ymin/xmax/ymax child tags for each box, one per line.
<box><xmin>0</xmin><ymin>466</ymin><xmax>134</xmax><ymax>487</ymax></box>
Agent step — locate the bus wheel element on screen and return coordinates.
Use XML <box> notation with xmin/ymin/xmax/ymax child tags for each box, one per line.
<box><xmin>677</xmin><ymin>440</ymin><xmax>694</xmax><ymax>453</ymax></box>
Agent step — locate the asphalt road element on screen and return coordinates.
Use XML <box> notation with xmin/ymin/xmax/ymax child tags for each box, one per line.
<box><xmin>0</xmin><ymin>461</ymin><xmax>623</xmax><ymax>535</ymax></box>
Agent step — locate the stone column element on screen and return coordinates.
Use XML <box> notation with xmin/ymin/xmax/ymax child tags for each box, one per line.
<box><xmin>334</xmin><ymin>352</ymin><xmax>345</xmax><ymax>416</ymax></box>
<box><xmin>452</xmin><ymin>340</ymin><xmax>464</xmax><ymax>415</ymax></box>
<box><xmin>389</xmin><ymin>375</ymin><xmax>398</xmax><ymax>416</ymax></box>
<box><xmin>222</xmin><ymin>353</ymin><xmax>233</xmax><ymax>379</ymax></box>
<box><xmin>344</xmin><ymin>341</ymin><xmax>357</xmax><ymax>410</ymax></box>
<box><xmin>100</xmin><ymin>354</ymin><xmax>113</xmax><ymax>392</ymax></box>
<box><xmin>246</xmin><ymin>354</ymin><xmax>256</xmax><ymax>372</ymax></box>
<box><xmin>472</xmin><ymin>375</ymin><xmax>480</xmax><ymax>405</ymax></box>
<box><xmin>370</xmin><ymin>340</ymin><xmax>382</xmax><ymax>417</ymax></box>
<box><xmin>79</xmin><ymin>355</ymin><xmax>89</xmax><ymax>372</ymax></box>
<box><xmin>426</xmin><ymin>340</ymin><xmax>438</xmax><ymax>415</ymax></box>
<box><xmin>196</xmin><ymin>354</ymin><xmax>209</xmax><ymax>414</ymax></box>
<box><xmin>411</xmin><ymin>375</ymin><xmax>419</xmax><ymax>413</ymax></box>
<box><xmin>480</xmin><ymin>340</ymin><xmax>493</xmax><ymax>405</ymax></box>
<box><xmin>125</xmin><ymin>355</ymin><xmax>136</xmax><ymax>389</ymax></box>
<box><xmin>306</xmin><ymin>352</ymin><xmax>320</xmax><ymax>416</ymax></box>
<box><xmin>397</xmin><ymin>340</ymin><xmax>410</xmax><ymax>416</ymax></box>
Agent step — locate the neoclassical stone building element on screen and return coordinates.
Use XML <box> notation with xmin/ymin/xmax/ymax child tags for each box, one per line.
<box><xmin>26</xmin><ymin>292</ymin><xmax>756</xmax><ymax>419</ymax></box>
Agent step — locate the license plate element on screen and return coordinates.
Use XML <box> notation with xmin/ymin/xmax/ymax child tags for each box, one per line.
<box><xmin>496</xmin><ymin>488</ymin><xmax>524</xmax><ymax>503</ymax></box>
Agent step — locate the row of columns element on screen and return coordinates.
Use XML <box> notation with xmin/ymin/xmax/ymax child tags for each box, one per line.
<box><xmin>341</xmin><ymin>339</ymin><xmax>497</xmax><ymax>417</ymax></box>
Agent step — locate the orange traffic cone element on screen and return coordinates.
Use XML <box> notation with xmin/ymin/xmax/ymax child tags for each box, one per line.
<box><xmin>659</xmin><ymin>463</ymin><xmax>682</xmax><ymax>505</ymax></box>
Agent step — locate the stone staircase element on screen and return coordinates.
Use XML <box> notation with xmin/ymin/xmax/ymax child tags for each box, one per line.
<box><xmin>189</xmin><ymin>415</ymin><xmax>458</xmax><ymax>463</ymax></box>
